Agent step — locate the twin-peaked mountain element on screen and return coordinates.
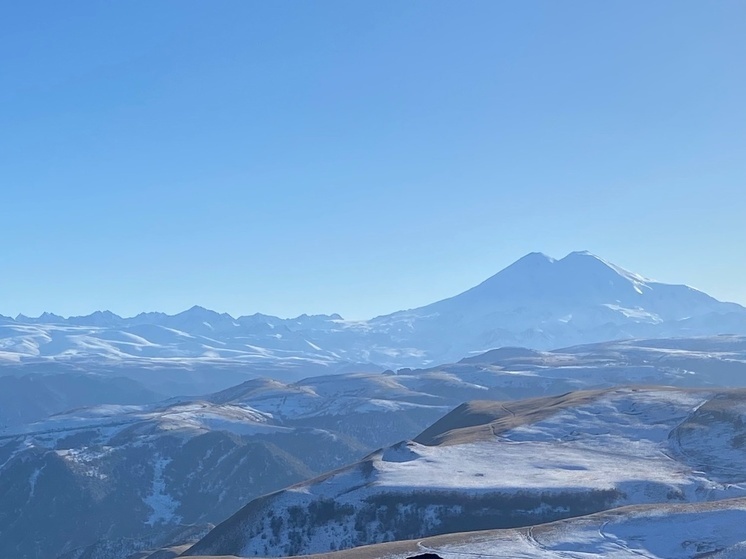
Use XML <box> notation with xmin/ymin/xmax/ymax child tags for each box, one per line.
<box><xmin>2</xmin><ymin>251</ymin><xmax>745</xmax><ymax>377</ymax></box>
<box><xmin>369</xmin><ymin>251</ymin><xmax>745</xmax><ymax>360</ymax></box>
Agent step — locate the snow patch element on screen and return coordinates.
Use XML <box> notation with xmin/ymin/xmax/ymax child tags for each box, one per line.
<box><xmin>144</xmin><ymin>456</ymin><xmax>181</xmax><ymax>526</ymax></box>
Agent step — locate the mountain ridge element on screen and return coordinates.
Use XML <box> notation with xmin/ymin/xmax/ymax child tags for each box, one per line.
<box><xmin>2</xmin><ymin>251</ymin><xmax>745</xmax><ymax>370</ymax></box>
<box><xmin>183</xmin><ymin>386</ymin><xmax>746</xmax><ymax>557</ymax></box>
<box><xmin>6</xmin><ymin>251</ymin><xmax>742</xmax><ymax>323</ymax></box>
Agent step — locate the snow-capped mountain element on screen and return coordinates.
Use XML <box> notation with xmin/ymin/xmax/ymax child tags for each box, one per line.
<box><xmin>185</xmin><ymin>386</ymin><xmax>746</xmax><ymax>557</ymax></box>
<box><xmin>367</xmin><ymin>251</ymin><xmax>746</xmax><ymax>363</ymax></box>
<box><xmin>2</xmin><ymin>252</ymin><xmax>745</xmax><ymax>376</ymax></box>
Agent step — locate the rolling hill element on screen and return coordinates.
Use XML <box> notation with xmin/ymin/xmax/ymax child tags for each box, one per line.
<box><xmin>185</xmin><ymin>386</ymin><xmax>746</xmax><ymax>557</ymax></box>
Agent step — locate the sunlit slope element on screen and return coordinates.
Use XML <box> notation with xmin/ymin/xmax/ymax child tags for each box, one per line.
<box><xmin>186</xmin><ymin>387</ymin><xmax>746</xmax><ymax>557</ymax></box>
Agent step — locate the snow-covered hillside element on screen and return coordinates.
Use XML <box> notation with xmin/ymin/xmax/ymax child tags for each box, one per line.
<box><xmin>3</xmin><ymin>333</ymin><xmax>746</xmax><ymax>434</ymax></box>
<box><xmin>185</xmin><ymin>387</ymin><xmax>746</xmax><ymax>557</ymax></box>
<box><xmin>235</xmin><ymin>498</ymin><xmax>746</xmax><ymax>559</ymax></box>
<box><xmin>4</xmin><ymin>336</ymin><xmax>746</xmax><ymax>559</ymax></box>
<box><xmin>0</xmin><ymin>395</ymin><xmax>372</xmax><ymax>559</ymax></box>
<box><xmin>2</xmin><ymin>252</ymin><xmax>745</xmax><ymax>373</ymax></box>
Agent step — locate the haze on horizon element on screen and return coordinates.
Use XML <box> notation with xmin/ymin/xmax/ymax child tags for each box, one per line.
<box><xmin>4</xmin><ymin>250</ymin><xmax>745</xmax><ymax>322</ymax></box>
<box><xmin>2</xmin><ymin>1</ymin><xmax>744</xmax><ymax>319</ymax></box>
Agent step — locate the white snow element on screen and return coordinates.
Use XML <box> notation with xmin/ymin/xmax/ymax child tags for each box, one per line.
<box><xmin>416</xmin><ymin>501</ymin><xmax>746</xmax><ymax>559</ymax></box>
<box><xmin>225</xmin><ymin>387</ymin><xmax>746</xmax><ymax>557</ymax></box>
<box><xmin>28</xmin><ymin>464</ymin><xmax>45</xmax><ymax>499</ymax></box>
<box><xmin>144</xmin><ymin>456</ymin><xmax>181</xmax><ymax>526</ymax></box>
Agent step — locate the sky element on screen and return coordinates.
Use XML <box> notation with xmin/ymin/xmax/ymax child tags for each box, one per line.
<box><xmin>2</xmin><ymin>1</ymin><xmax>745</xmax><ymax>319</ymax></box>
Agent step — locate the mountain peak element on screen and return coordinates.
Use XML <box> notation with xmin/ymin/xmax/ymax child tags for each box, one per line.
<box><xmin>180</xmin><ymin>305</ymin><xmax>226</xmax><ymax>317</ymax></box>
<box><xmin>490</xmin><ymin>251</ymin><xmax>556</xmax><ymax>278</ymax></box>
<box><xmin>563</xmin><ymin>249</ymin><xmax>599</xmax><ymax>259</ymax></box>
<box><xmin>558</xmin><ymin>251</ymin><xmax>650</xmax><ymax>285</ymax></box>
<box><xmin>67</xmin><ymin>310</ymin><xmax>124</xmax><ymax>327</ymax></box>
<box><xmin>187</xmin><ymin>305</ymin><xmax>211</xmax><ymax>313</ymax></box>
<box><xmin>560</xmin><ymin>250</ymin><xmax>615</xmax><ymax>267</ymax></box>
<box><xmin>558</xmin><ymin>250</ymin><xmax>619</xmax><ymax>272</ymax></box>
<box><xmin>515</xmin><ymin>251</ymin><xmax>556</xmax><ymax>264</ymax></box>
<box><xmin>15</xmin><ymin>312</ymin><xmax>67</xmax><ymax>324</ymax></box>
<box><xmin>427</xmin><ymin>250</ymin><xmax>661</xmax><ymax>313</ymax></box>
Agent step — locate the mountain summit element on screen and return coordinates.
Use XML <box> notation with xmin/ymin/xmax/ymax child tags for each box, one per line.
<box><xmin>3</xmin><ymin>252</ymin><xmax>746</xmax><ymax>369</ymax></box>
<box><xmin>369</xmin><ymin>250</ymin><xmax>746</xmax><ymax>362</ymax></box>
<box><xmin>415</xmin><ymin>250</ymin><xmax>730</xmax><ymax>319</ymax></box>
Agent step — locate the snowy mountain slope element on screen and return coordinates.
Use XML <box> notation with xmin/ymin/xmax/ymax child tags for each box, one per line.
<box><xmin>229</xmin><ymin>498</ymin><xmax>746</xmax><ymax>559</ymax></box>
<box><xmin>2</xmin><ymin>252</ymin><xmax>745</xmax><ymax>372</ymax></box>
<box><xmin>4</xmin><ymin>357</ymin><xmax>536</xmax><ymax>559</ymax></box>
<box><xmin>184</xmin><ymin>387</ymin><xmax>746</xmax><ymax>557</ymax></box>
<box><xmin>7</xmin><ymin>333</ymin><xmax>745</xmax><ymax>448</ymax></box>
<box><xmin>3</xmin><ymin>334</ymin><xmax>745</xmax><ymax>459</ymax></box>
<box><xmin>0</xmin><ymin>395</ymin><xmax>374</xmax><ymax>559</ymax></box>
<box><xmin>3</xmin><ymin>327</ymin><xmax>746</xmax><ymax>410</ymax></box>
<box><xmin>181</xmin><ymin>335</ymin><xmax>746</xmax><ymax>447</ymax></box>
<box><xmin>367</xmin><ymin>251</ymin><xmax>746</xmax><ymax>364</ymax></box>
<box><xmin>0</xmin><ymin>317</ymin><xmax>362</xmax><ymax>390</ymax></box>
<box><xmin>4</xmin><ymin>338</ymin><xmax>746</xmax><ymax>559</ymax></box>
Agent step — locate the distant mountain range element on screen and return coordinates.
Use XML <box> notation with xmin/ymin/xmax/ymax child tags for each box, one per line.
<box><xmin>3</xmin><ymin>251</ymin><xmax>745</xmax><ymax>376</ymax></box>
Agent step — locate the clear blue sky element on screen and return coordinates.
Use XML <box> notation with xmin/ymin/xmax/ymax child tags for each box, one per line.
<box><xmin>2</xmin><ymin>1</ymin><xmax>745</xmax><ymax>319</ymax></box>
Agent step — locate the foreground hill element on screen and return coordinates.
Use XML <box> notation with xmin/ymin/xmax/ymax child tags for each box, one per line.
<box><xmin>185</xmin><ymin>386</ymin><xmax>746</xmax><ymax>557</ymax></box>
<box><xmin>2</xmin><ymin>251</ymin><xmax>745</xmax><ymax>377</ymax></box>
<box><xmin>205</xmin><ymin>498</ymin><xmax>746</xmax><ymax>559</ymax></box>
